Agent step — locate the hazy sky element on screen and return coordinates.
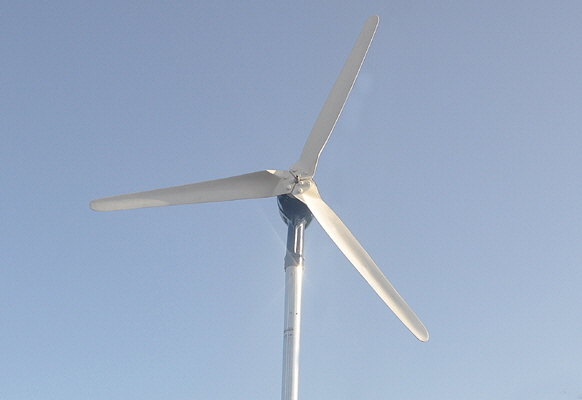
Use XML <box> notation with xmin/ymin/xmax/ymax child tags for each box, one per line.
<box><xmin>2</xmin><ymin>1</ymin><xmax>582</xmax><ymax>399</ymax></box>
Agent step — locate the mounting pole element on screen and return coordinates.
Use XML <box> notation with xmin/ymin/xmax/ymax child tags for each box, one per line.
<box><xmin>277</xmin><ymin>195</ymin><xmax>313</xmax><ymax>400</ymax></box>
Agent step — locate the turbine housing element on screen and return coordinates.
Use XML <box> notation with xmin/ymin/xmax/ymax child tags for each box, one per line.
<box><xmin>277</xmin><ymin>194</ymin><xmax>313</xmax><ymax>227</ymax></box>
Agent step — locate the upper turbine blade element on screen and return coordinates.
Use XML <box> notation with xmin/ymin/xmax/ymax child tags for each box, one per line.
<box><xmin>290</xmin><ymin>15</ymin><xmax>379</xmax><ymax>179</ymax></box>
<box><xmin>294</xmin><ymin>182</ymin><xmax>429</xmax><ymax>341</ymax></box>
<box><xmin>90</xmin><ymin>169</ymin><xmax>295</xmax><ymax>211</ymax></box>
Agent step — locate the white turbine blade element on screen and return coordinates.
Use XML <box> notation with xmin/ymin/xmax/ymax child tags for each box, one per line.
<box><xmin>294</xmin><ymin>182</ymin><xmax>429</xmax><ymax>341</ymax></box>
<box><xmin>90</xmin><ymin>169</ymin><xmax>295</xmax><ymax>211</ymax></box>
<box><xmin>290</xmin><ymin>15</ymin><xmax>379</xmax><ymax>179</ymax></box>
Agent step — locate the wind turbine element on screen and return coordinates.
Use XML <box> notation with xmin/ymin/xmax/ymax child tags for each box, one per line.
<box><xmin>90</xmin><ymin>15</ymin><xmax>428</xmax><ymax>400</ymax></box>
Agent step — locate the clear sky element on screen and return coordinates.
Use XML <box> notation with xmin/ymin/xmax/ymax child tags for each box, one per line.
<box><xmin>2</xmin><ymin>1</ymin><xmax>582</xmax><ymax>399</ymax></box>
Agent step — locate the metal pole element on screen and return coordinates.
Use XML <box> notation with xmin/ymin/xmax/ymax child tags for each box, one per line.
<box><xmin>277</xmin><ymin>195</ymin><xmax>312</xmax><ymax>400</ymax></box>
<box><xmin>282</xmin><ymin>221</ymin><xmax>305</xmax><ymax>400</ymax></box>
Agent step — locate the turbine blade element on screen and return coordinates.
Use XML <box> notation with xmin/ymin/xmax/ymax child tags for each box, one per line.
<box><xmin>290</xmin><ymin>15</ymin><xmax>379</xmax><ymax>179</ymax></box>
<box><xmin>90</xmin><ymin>169</ymin><xmax>295</xmax><ymax>211</ymax></box>
<box><xmin>294</xmin><ymin>182</ymin><xmax>429</xmax><ymax>341</ymax></box>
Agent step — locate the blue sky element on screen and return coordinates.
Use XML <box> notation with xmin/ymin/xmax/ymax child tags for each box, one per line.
<box><xmin>2</xmin><ymin>1</ymin><xmax>582</xmax><ymax>399</ymax></box>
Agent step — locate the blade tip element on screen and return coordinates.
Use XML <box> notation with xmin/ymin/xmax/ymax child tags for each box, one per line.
<box><xmin>367</xmin><ymin>15</ymin><xmax>380</xmax><ymax>25</ymax></box>
<box><xmin>89</xmin><ymin>199</ymin><xmax>113</xmax><ymax>211</ymax></box>
<box><xmin>89</xmin><ymin>199</ymin><xmax>101</xmax><ymax>211</ymax></box>
<box><xmin>415</xmin><ymin>328</ymin><xmax>429</xmax><ymax>342</ymax></box>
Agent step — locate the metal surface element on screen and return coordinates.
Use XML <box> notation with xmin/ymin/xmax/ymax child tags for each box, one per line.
<box><xmin>279</xmin><ymin>195</ymin><xmax>311</xmax><ymax>400</ymax></box>
<box><xmin>281</xmin><ymin>224</ymin><xmax>304</xmax><ymax>400</ymax></box>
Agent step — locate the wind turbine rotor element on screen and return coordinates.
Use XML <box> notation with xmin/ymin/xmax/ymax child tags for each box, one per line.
<box><xmin>89</xmin><ymin>13</ymin><xmax>428</xmax><ymax>340</ymax></box>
